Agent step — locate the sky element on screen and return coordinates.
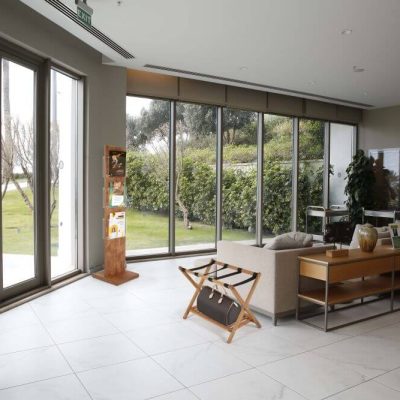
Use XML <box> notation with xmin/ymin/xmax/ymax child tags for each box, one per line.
<box><xmin>126</xmin><ymin>96</ymin><xmax>151</xmax><ymax>117</ymax></box>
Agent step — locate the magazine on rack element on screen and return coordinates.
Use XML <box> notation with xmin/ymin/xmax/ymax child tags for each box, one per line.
<box><xmin>108</xmin><ymin>150</ymin><xmax>126</xmax><ymax>177</ymax></box>
<box><xmin>108</xmin><ymin>211</ymin><xmax>126</xmax><ymax>239</ymax></box>
<box><xmin>109</xmin><ymin>179</ymin><xmax>125</xmax><ymax>207</ymax></box>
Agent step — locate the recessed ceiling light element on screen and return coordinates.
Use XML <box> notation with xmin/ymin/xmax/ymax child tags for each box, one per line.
<box><xmin>239</xmin><ymin>66</ymin><xmax>248</xmax><ymax>71</ymax></box>
<box><xmin>353</xmin><ymin>66</ymin><xmax>365</xmax><ymax>73</ymax></box>
<box><xmin>341</xmin><ymin>29</ymin><xmax>353</xmax><ymax>35</ymax></box>
<box><xmin>308</xmin><ymin>80</ymin><xmax>316</xmax><ymax>86</ymax></box>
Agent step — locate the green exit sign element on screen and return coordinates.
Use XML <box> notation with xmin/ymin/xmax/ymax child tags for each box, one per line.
<box><xmin>77</xmin><ymin>6</ymin><xmax>92</xmax><ymax>27</ymax></box>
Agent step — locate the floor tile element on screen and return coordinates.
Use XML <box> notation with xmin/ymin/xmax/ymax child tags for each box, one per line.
<box><xmin>0</xmin><ymin>374</ymin><xmax>91</xmax><ymax>400</ymax></box>
<box><xmin>45</xmin><ymin>313</ymin><xmax>118</xmax><ymax>344</ymax></box>
<box><xmin>215</xmin><ymin>328</ymin><xmax>305</xmax><ymax>367</ymax></box>
<box><xmin>374</xmin><ymin>367</ymin><xmax>400</xmax><ymax>391</ymax></box>
<box><xmin>151</xmin><ymin>389</ymin><xmax>198</xmax><ymax>400</ymax></box>
<box><xmin>327</xmin><ymin>380</ymin><xmax>400</xmax><ymax>400</ymax></box>
<box><xmin>58</xmin><ymin>333</ymin><xmax>146</xmax><ymax>372</ymax></box>
<box><xmin>78</xmin><ymin>357</ymin><xmax>182</xmax><ymax>400</ymax></box>
<box><xmin>126</xmin><ymin>321</ymin><xmax>208</xmax><ymax>355</ymax></box>
<box><xmin>314</xmin><ymin>335</ymin><xmax>400</xmax><ymax>374</ymax></box>
<box><xmin>0</xmin><ymin>304</ymin><xmax>40</xmax><ymax>330</ymax></box>
<box><xmin>0</xmin><ymin>322</ymin><xmax>53</xmax><ymax>355</ymax></box>
<box><xmin>364</xmin><ymin>322</ymin><xmax>400</xmax><ymax>342</ymax></box>
<box><xmin>259</xmin><ymin>352</ymin><xmax>368</xmax><ymax>400</ymax></box>
<box><xmin>191</xmin><ymin>368</ymin><xmax>304</xmax><ymax>400</ymax></box>
<box><xmin>103</xmin><ymin>306</ymin><xmax>178</xmax><ymax>332</ymax></box>
<box><xmin>153</xmin><ymin>342</ymin><xmax>250</xmax><ymax>386</ymax></box>
<box><xmin>85</xmin><ymin>292</ymin><xmax>146</xmax><ymax>314</ymax></box>
<box><xmin>271</xmin><ymin>319</ymin><xmax>349</xmax><ymax>351</ymax></box>
<box><xmin>0</xmin><ymin>346</ymin><xmax>71</xmax><ymax>389</ymax></box>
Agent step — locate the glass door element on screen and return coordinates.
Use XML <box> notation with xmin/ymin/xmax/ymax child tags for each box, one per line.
<box><xmin>0</xmin><ymin>58</ymin><xmax>40</xmax><ymax>296</ymax></box>
<box><xmin>50</xmin><ymin>69</ymin><xmax>79</xmax><ymax>279</ymax></box>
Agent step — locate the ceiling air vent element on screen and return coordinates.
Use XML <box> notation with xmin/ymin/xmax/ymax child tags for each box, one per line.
<box><xmin>44</xmin><ymin>0</ymin><xmax>134</xmax><ymax>59</ymax></box>
<box><xmin>144</xmin><ymin>64</ymin><xmax>372</xmax><ymax>108</ymax></box>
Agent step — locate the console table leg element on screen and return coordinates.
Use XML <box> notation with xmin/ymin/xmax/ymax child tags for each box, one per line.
<box><xmin>324</xmin><ymin>271</ymin><xmax>329</xmax><ymax>332</ymax></box>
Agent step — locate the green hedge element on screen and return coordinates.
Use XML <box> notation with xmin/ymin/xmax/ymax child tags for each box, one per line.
<box><xmin>126</xmin><ymin>150</ymin><xmax>324</xmax><ymax>235</ymax></box>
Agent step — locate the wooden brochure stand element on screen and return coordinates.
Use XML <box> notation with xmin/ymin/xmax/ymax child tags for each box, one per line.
<box><xmin>93</xmin><ymin>145</ymin><xmax>139</xmax><ymax>285</ymax></box>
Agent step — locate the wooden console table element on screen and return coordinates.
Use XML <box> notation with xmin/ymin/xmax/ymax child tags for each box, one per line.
<box><xmin>297</xmin><ymin>246</ymin><xmax>400</xmax><ymax>331</ymax></box>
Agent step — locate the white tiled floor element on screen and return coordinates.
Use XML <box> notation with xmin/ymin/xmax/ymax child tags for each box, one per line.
<box><xmin>1</xmin><ymin>256</ymin><xmax>400</xmax><ymax>399</ymax></box>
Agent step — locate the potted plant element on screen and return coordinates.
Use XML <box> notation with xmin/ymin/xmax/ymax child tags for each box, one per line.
<box><xmin>344</xmin><ymin>149</ymin><xmax>376</xmax><ymax>226</ymax></box>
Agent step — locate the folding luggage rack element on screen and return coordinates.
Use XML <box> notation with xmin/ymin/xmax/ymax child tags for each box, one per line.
<box><xmin>179</xmin><ymin>259</ymin><xmax>261</xmax><ymax>343</ymax></box>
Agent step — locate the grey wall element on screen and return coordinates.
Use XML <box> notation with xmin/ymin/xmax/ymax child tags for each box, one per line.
<box><xmin>0</xmin><ymin>0</ymin><xmax>127</xmax><ymax>270</ymax></box>
<box><xmin>360</xmin><ymin>105</ymin><xmax>400</xmax><ymax>152</ymax></box>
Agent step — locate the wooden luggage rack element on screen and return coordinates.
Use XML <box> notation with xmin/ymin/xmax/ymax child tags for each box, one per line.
<box><xmin>179</xmin><ymin>259</ymin><xmax>261</xmax><ymax>343</ymax></box>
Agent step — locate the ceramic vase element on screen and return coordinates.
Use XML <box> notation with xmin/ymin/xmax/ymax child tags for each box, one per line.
<box><xmin>357</xmin><ymin>224</ymin><xmax>378</xmax><ymax>252</ymax></box>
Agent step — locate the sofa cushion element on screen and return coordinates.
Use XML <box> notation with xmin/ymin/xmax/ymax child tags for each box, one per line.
<box><xmin>265</xmin><ymin>232</ymin><xmax>313</xmax><ymax>250</ymax></box>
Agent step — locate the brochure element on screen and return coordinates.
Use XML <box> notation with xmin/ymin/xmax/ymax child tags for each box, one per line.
<box><xmin>109</xmin><ymin>179</ymin><xmax>125</xmax><ymax>207</ymax></box>
<box><xmin>108</xmin><ymin>211</ymin><xmax>126</xmax><ymax>239</ymax></box>
<box><xmin>108</xmin><ymin>150</ymin><xmax>126</xmax><ymax>177</ymax></box>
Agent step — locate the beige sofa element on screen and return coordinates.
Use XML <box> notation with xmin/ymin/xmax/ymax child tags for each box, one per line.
<box><xmin>213</xmin><ymin>240</ymin><xmax>333</xmax><ymax>325</ymax></box>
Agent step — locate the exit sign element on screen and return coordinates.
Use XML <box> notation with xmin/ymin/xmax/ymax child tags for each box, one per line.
<box><xmin>77</xmin><ymin>6</ymin><xmax>91</xmax><ymax>27</ymax></box>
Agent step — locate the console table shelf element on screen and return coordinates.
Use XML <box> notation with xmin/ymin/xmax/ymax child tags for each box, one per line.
<box><xmin>299</xmin><ymin>276</ymin><xmax>400</xmax><ymax>306</ymax></box>
<box><xmin>297</xmin><ymin>246</ymin><xmax>400</xmax><ymax>331</ymax></box>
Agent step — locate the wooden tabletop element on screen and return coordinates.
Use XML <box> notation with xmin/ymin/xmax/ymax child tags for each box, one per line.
<box><xmin>298</xmin><ymin>246</ymin><xmax>400</xmax><ymax>266</ymax></box>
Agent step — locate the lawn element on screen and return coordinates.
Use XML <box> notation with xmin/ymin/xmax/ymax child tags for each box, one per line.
<box><xmin>126</xmin><ymin>209</ymin><xmax>254</xmax><ymax>251</ymax></box>
<box><xmin>2</xmin><ymin>189</ymin><xmax>253</xmax><ymax>254</ymax></box>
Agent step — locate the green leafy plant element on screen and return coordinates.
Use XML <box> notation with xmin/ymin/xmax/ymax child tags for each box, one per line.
<box><xmin>344</xmin><ymin>149</ymin><xmax>376</xmax><ymax>225</ymax></box>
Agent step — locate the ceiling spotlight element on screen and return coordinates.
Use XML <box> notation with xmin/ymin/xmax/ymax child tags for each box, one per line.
<box><xmin>308</xmin><ymin>80</ymin><xmax>316</xmax><ymax>86</ymax></box>
<box><xmin>239</xmin><ymin>66</ymin><xmax>248</xmax><ymax>71</ymax></box>
<box><xmin>341</xmin><ymin>29</ymin><xmax>353</xmax><ymax>35</ymax></box>
<box><xmin>353</xmin><ymin>66</ymin><xmax>365</xmax><ymax>73</ymax></box>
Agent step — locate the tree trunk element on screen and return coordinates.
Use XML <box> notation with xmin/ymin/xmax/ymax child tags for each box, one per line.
<box><xmin>2</xmin><ymin>179</ymin><xmax>9</xmax><ymax>199</ymax></box>
<box><xmin>11</xmin><ymin>177</ymin><xmax>33</xmax><ymax>212</ymax></box>
<box><xmin>176</xmin><ymin>192</ymin><xmax>190</xmax><ymax>229</ymax></box>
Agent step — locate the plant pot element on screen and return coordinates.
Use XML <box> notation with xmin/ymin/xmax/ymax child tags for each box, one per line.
<box><xmin>357</xmin><ymin>224</ymin><xmax>378</xmax><ymax>252</ymax></box>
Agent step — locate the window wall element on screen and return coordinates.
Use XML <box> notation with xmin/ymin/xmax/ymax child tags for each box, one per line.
<box><xmin>175</xmin><ymin>102</ymin><xmax>217</xmax><ymax>252</ymax></box>
<box><xmin>263</xmin><ymin>114</ymin><xmax>293</xmax><ymax>239</ymax></box>
<box><xmin>297</xmin><ymin>119</ymin><xmax>325</xmax><ymax>233</ymax></box>
<box><xmin>50</xmin><ymin>69</ymin><xmax>79</xmax><ymax>279</ymax></box>
<box><xmin>1</xmin><ymin>59</ymin><xmax>36</xmax><ymax>288</ymax></box>
<box><xmin>222</xmin><ymin>108</ymin><xmax>257</xmax><ymax>244</ymax></box>
<box><xmin>125</xmin><ymin>97</ymin><xmax>170</xmax><ymax>256</ymax></box>
<box><xmin>329</xmin><ymin>123</ymin><xmax>355</xmax><ymax>207</ymax></box>
<box><xmin>0</xmin><ymin>41</ymin><xmax>84</xmax><ymax>304</ymax></box>
<box><xmin>125</xmin><ymin>96</ymin><xmax>357</xmax><ymax>258</ymax></box>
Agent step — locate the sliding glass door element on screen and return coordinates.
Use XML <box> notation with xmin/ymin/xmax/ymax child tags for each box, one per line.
<box><xmin>0</xmin><ymin>58</ymin><xmax>39</xmax><ymax>293</ymax></box>
<box><xmin>0</xmin><ymin>45</ymin><xmax>83</xmax><ymax>303</ymax></box>
<box><xmin>50</xmin><ymin>69</ymin><xmax>79</xmax><ymax>279</ymax></box>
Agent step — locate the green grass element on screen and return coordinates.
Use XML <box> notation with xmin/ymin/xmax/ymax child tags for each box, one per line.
<box><xmin>2</xmin><ymin>190</ymin><xmax>253</xmax><ymax>254</ymax></box>
<box><xmin>126</xmin><ymin>209</ymin><xmax>254</xmax><ymax>251</ymax></box>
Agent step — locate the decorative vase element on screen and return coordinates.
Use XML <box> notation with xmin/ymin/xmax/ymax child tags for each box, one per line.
<box><xmin>357</xmin><ymin>224</ymin><xmax>378</xmax><ymax>252</ymax></box>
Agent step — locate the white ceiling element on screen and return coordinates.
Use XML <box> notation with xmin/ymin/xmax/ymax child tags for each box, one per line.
<box><xmin>21</xmin><ymin>0</ymin><xmax>400</xmax><ymax>108</ymax></box>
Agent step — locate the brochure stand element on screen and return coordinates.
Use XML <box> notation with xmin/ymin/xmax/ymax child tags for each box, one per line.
<box><xmin>93</xmin><ymin>145</ymin><xmax>139</xmax><ymax>285</ymax></box>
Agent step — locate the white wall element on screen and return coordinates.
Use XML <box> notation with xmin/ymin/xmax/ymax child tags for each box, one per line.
<box><xmin>0</xmin><ymin>0</ymin><xmax>127</xmax><ymax>270</ymax></box>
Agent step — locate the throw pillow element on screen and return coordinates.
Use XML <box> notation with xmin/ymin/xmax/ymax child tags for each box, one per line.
<box><xmin>265</xmin><ymin>232</ymin><xmax>313</xmax><ymax>250</ymax></box>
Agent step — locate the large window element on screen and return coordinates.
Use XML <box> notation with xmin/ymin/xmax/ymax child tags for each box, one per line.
<box><xmin>125</xmin><ymin>97</ymin><xmax>170</xmax><ymax>256</ymax></box>
<box><xmin>125</xmin><ymin>96</ymin><xmax>356</xmax><ymax>257</ymax></box>
<box><xmin>297</xmin><ymin>119</ymin><xmax>325</xmax><ymax>233</ymax></box>
<box><xmin>1</xmin><ymin>59</ymin><xmax>36</xmax><ymax>288</ymax></box>
<box><xmin>222</xmin><ymin>108</ymin><xmax>257</xmax><ymax>244</ymax></box>
<box><xmin>50</xmin><ymin>69</ymin><xmax>79</xmax><ymax>279</ymax></box>
<box><xmin>263</xmin><ymin>115</ymin><xmax>293</xmax><ymax>240</ymax></box>
<box><xmin>329</xmin><ymin>123</ymin><xmax>355</xmax><ymax>207</ymax></box>
<box><xmin>175</xmin><ymin>102</ymin><xmax>217</xmax><ymax>252</ymax></box>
